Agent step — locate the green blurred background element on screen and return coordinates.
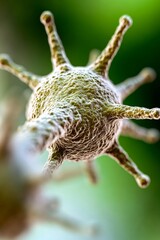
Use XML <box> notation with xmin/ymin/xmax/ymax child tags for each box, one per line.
<box><xmin>0</xmin><ymin>0</ymin><xmax>160</xmax><ymax>240</ymax></box>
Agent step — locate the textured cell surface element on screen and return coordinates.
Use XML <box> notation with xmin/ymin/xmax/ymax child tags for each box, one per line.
<box><xmin>0</xmin><ymin>11</ymin><xmax>160</xmax><ymax>189</ymax></box>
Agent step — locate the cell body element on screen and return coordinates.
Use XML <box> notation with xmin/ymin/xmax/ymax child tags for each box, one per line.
<box><xmin>28</xmin><ymin>68</ymin><xmax>121</xmax><ymax>161</ymax></box>
<box><xmin>0</xmin><ymin>11</ymin><xmax>159</xmax><ymax>189</ymax></box>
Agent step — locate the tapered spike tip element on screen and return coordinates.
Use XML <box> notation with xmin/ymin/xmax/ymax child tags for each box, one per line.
<box><xmin>140</xmin><ymin>68</ymin><xmax>156</xmax><ymax>82</ymax></box>
<box><xmin>146</xmin><ymin>129</ymin><xmax>160</xmax><ymax>143</ymax></box>
<box><xmin>119</xmin><ymin>15</ymin><xmax>133</xmax><ymax>27</ymax></box>
<box><xmin>136</xmin><ymin>174</ymin><xmax>150</xmax><ymax>188</ymax></box>
<box><xmin>0</xmin><ymin>54</ymin><xmax>11</xmax><ymax>67</ymax></box>
<box><xmin>40</xmin><ymin>11</ymin><xmax>54</xmax><ymax>25</ymax></box>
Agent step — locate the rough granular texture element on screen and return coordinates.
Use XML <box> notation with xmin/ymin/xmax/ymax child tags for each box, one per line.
<box><xmin>0</xmin><ymin>11</ymin><xmax>160</xmax><ymax>188</ymax></box>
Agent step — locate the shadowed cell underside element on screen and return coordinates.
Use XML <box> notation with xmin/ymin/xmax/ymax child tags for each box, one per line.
<box><xmin>0</xmin><ymin>11</ymin><xmax>160</xmax><ymax>189</ymax></box>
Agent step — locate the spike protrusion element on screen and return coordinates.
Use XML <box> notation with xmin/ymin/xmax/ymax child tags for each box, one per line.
<box><xmin>0</xmin><ymin>54</ymin><xmax>41</xmax><ymax>89</ymax></box>
<box><xmin>107</xmin><ymin>144</ymin><xmax>150</xmax><ymax>188</ymax></box>
<box><xmin>90</xmin><ymin>15</ymin><xmax>132</xmax><ymax>76</ymax></box>
<box><xmin>105</xmin><ymin>104</ymin><xmax>160</xmax><ymax>120</ymax></box>
<box><xmin>121</xmin><ymin>120</ymin><xmax>160</xmax><ymax>143</ymax></box>
<box><xmin>117</xmin><ymin>68</ymin><xmax>156</xmax><ymax>101</ymax></box>
<box><xmin>40</xmin><ymin>11</ymin><xmax>70</xmax><ymax>70</ymax></box>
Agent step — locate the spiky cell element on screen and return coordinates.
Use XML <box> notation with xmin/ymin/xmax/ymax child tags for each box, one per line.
<box><xmin>0</xmin><ymin>11</ymin><xmax>159</xmax><ymax>189</ymax></box>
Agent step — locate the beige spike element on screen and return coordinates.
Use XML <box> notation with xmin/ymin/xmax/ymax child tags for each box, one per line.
<box><xmin>0</xmin><ymin>54</ymin><xmax>41</xmax><ymax>89</ymax></box>
<box><xmin>40</xmin><ymin>11</ymin><xmax>70</xmax><ymax>70</ymax></box>
<box><xmin>90</xmin><ymin>15</ymin><xmax>132</xmax><ymax>76</ymax></box>
<box><xmin>104</xmin><ymin>104</ymin><xmax>160</xmax><ymax>120</ymax></box>
<box><xmin>107</xmin><ymin>144</ymin><xmax>150</xmax><ymax>188</ymax></box>
<box><xmin>117</xmin><ymin>68</ymin><xmax>156</xmax><ymax>101</ymax></box>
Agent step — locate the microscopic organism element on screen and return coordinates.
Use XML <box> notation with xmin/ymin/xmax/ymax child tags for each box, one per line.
<box><xmin>0</xmin><ymin>11</ymin><xmax>159</xmax><ymax>189</ymax></box>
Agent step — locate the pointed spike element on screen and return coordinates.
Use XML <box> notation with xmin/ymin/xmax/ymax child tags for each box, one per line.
<box><xmin>40</xmin><ymin>11</ymin><xmax>70</xmax><ymax>70</ymax></box>
<box><xmin>107</xmin><ymin>144</ymin><xmax>150</xmax><ymax>188</ymax></box>
<box><xmin>117</xmin><ymin>68</ymin><xmax>156</xmax><ymax>101</ymax></box>
<box><xmin>121</xmin><ymin>120</ymin><xmax>160</xmax><ymax>143</ymax></box>
<box><xmin>90</xmin><ymin>15</ymin><xmax>132</xmax><ymax>76</ymax></box>
<box><xmin>0</xmin><ymin>54</ymin><xmax>41</xmax><ymax>89</ymax></box>
<box><xmin>139</xmin><ymin>68</ymin><xmax>156</xmax><ymax>82</ymax></box>
<box><xmin>31</xmin><ymin>209</ymin><xmax>98</xmax><ymax>236</ymax></box>
<box><xmin>104</xmin><ymin>104</ymin><xmax>160</xmax><ymax>120</ymax></box>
